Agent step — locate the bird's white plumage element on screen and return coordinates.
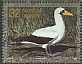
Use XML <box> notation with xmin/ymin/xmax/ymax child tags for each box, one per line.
<box><xmin>32</xmin><ymin>7</ymin><xmax>65</xmax><ymax>46</ymax></box>
<box><xmin>32</xmin><ymin>26</ymin><xmax>58</xmax><ymax>38</ymax></box>
<box><xmin>21</xmin><ymin>41</ymin><xmax>39</xmax><ymax>46</ymax></box>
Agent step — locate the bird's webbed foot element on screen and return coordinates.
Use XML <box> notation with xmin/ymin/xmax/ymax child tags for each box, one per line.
<box><xmin>45</xmin><ymin>45</ymin><xmax>61</xmax><ymax>57</ymax></box>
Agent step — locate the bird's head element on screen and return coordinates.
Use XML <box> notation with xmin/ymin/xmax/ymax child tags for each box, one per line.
<box><xmin>55</xmin><ymin>7</ymin><xmax>73</xmax><ymax>16</ymax></box>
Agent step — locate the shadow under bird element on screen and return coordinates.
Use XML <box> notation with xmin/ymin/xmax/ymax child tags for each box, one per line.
<box><xmin>12</xmin><ymin>7</ymin><xmax>76</xmax><ymax>56</ymax></box>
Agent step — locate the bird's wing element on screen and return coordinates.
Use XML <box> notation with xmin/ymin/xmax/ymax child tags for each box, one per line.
<box><xmin>12</xmin><ymin>35</ymin><xmax>53</xmax><ymax>44</ymax></box>
<box><xmin>12</xmin><ymin>26</ymin><xmax>59</xmax><ymax>44</ymax></box>
<box><xmin>32</xmin><ymin>27</ymin><xmax>58</xmax><ymax>38</ymax></box>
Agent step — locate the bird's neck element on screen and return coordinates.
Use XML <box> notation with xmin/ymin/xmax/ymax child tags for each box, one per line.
<box><xmin>54</xmin><ymin>13</ymin><xmax>65</xmax><ymax>28</ymax></box>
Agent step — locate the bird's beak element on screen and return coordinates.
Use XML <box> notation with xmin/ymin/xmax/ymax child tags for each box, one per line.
<box><xmin>62</xmin><ymin>10</ymin><xmax>73</xmax><ymax>16</ymax></box>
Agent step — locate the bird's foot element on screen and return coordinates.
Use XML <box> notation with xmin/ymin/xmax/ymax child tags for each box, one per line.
<box><xmin>48</xmin><ymin>52</ymin><xmax>61</xmax><ymax>57</ymax></box>
<box><xmin>45</xmin><ymin>45</ymin><xmax>61</xmax><ymax>57</ymax></box>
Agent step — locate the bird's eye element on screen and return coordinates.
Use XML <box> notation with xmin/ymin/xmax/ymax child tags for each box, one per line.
<box><xmin>62</xmin><ymin>10</ymin><xmax>65</xmax><ymax>13</ymax></box>
<box><xmin>59</xmin><ymin>10</ymin><xmax>65</xmax><ymax>14</ymax></box>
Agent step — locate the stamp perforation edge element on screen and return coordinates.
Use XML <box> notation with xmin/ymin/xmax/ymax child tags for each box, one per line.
<box><xmin>2</xmin><ymin>0</ymin><xmax>80</xmax><ymax>3</ymax></box>
<box><xmin>0</xmin><ymin>1</ymin><xmax>3</xmax><ymax>64</ymax></box>
<box><xmin>2</xmin><ymin>2</ymin><xmax>80</xmax><ymax>63</ymax></box>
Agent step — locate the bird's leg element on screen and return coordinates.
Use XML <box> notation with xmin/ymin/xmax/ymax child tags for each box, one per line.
<box><xmin>45</xmin><ymin>47</ymin><xmax>49</xmax><ymax>56</ymax></box>
<box><xmin>45</xmin><ymin>45</ymin><xmax>61</xmax><ymax>56</ymax></box>
<box><xmin>48</xmin><ymin>45</ymin><xmax>52</xmax><ymax>55</ymax></box>
<box><xmin>45</xmin><ymin>45</ymin><xmax>52</xmax><ymax>56</ymax></box>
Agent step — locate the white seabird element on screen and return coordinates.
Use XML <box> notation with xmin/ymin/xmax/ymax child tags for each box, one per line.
<box><xmin>13</xmin><ymin>7</ymin><xmax>73</xmax><ymax>56</ymax></box>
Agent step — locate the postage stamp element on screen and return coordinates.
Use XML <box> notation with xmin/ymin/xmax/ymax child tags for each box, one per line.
<box><xmin>2</xmin><ymin>2</ymin><xmax>80</xmax><ymax>63</ymax></box>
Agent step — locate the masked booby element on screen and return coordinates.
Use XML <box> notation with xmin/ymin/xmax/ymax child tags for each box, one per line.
<box><xmin>12</xmin><ymin>7</ymin><xmax>73</xmax><ymax>56</ymax></box>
